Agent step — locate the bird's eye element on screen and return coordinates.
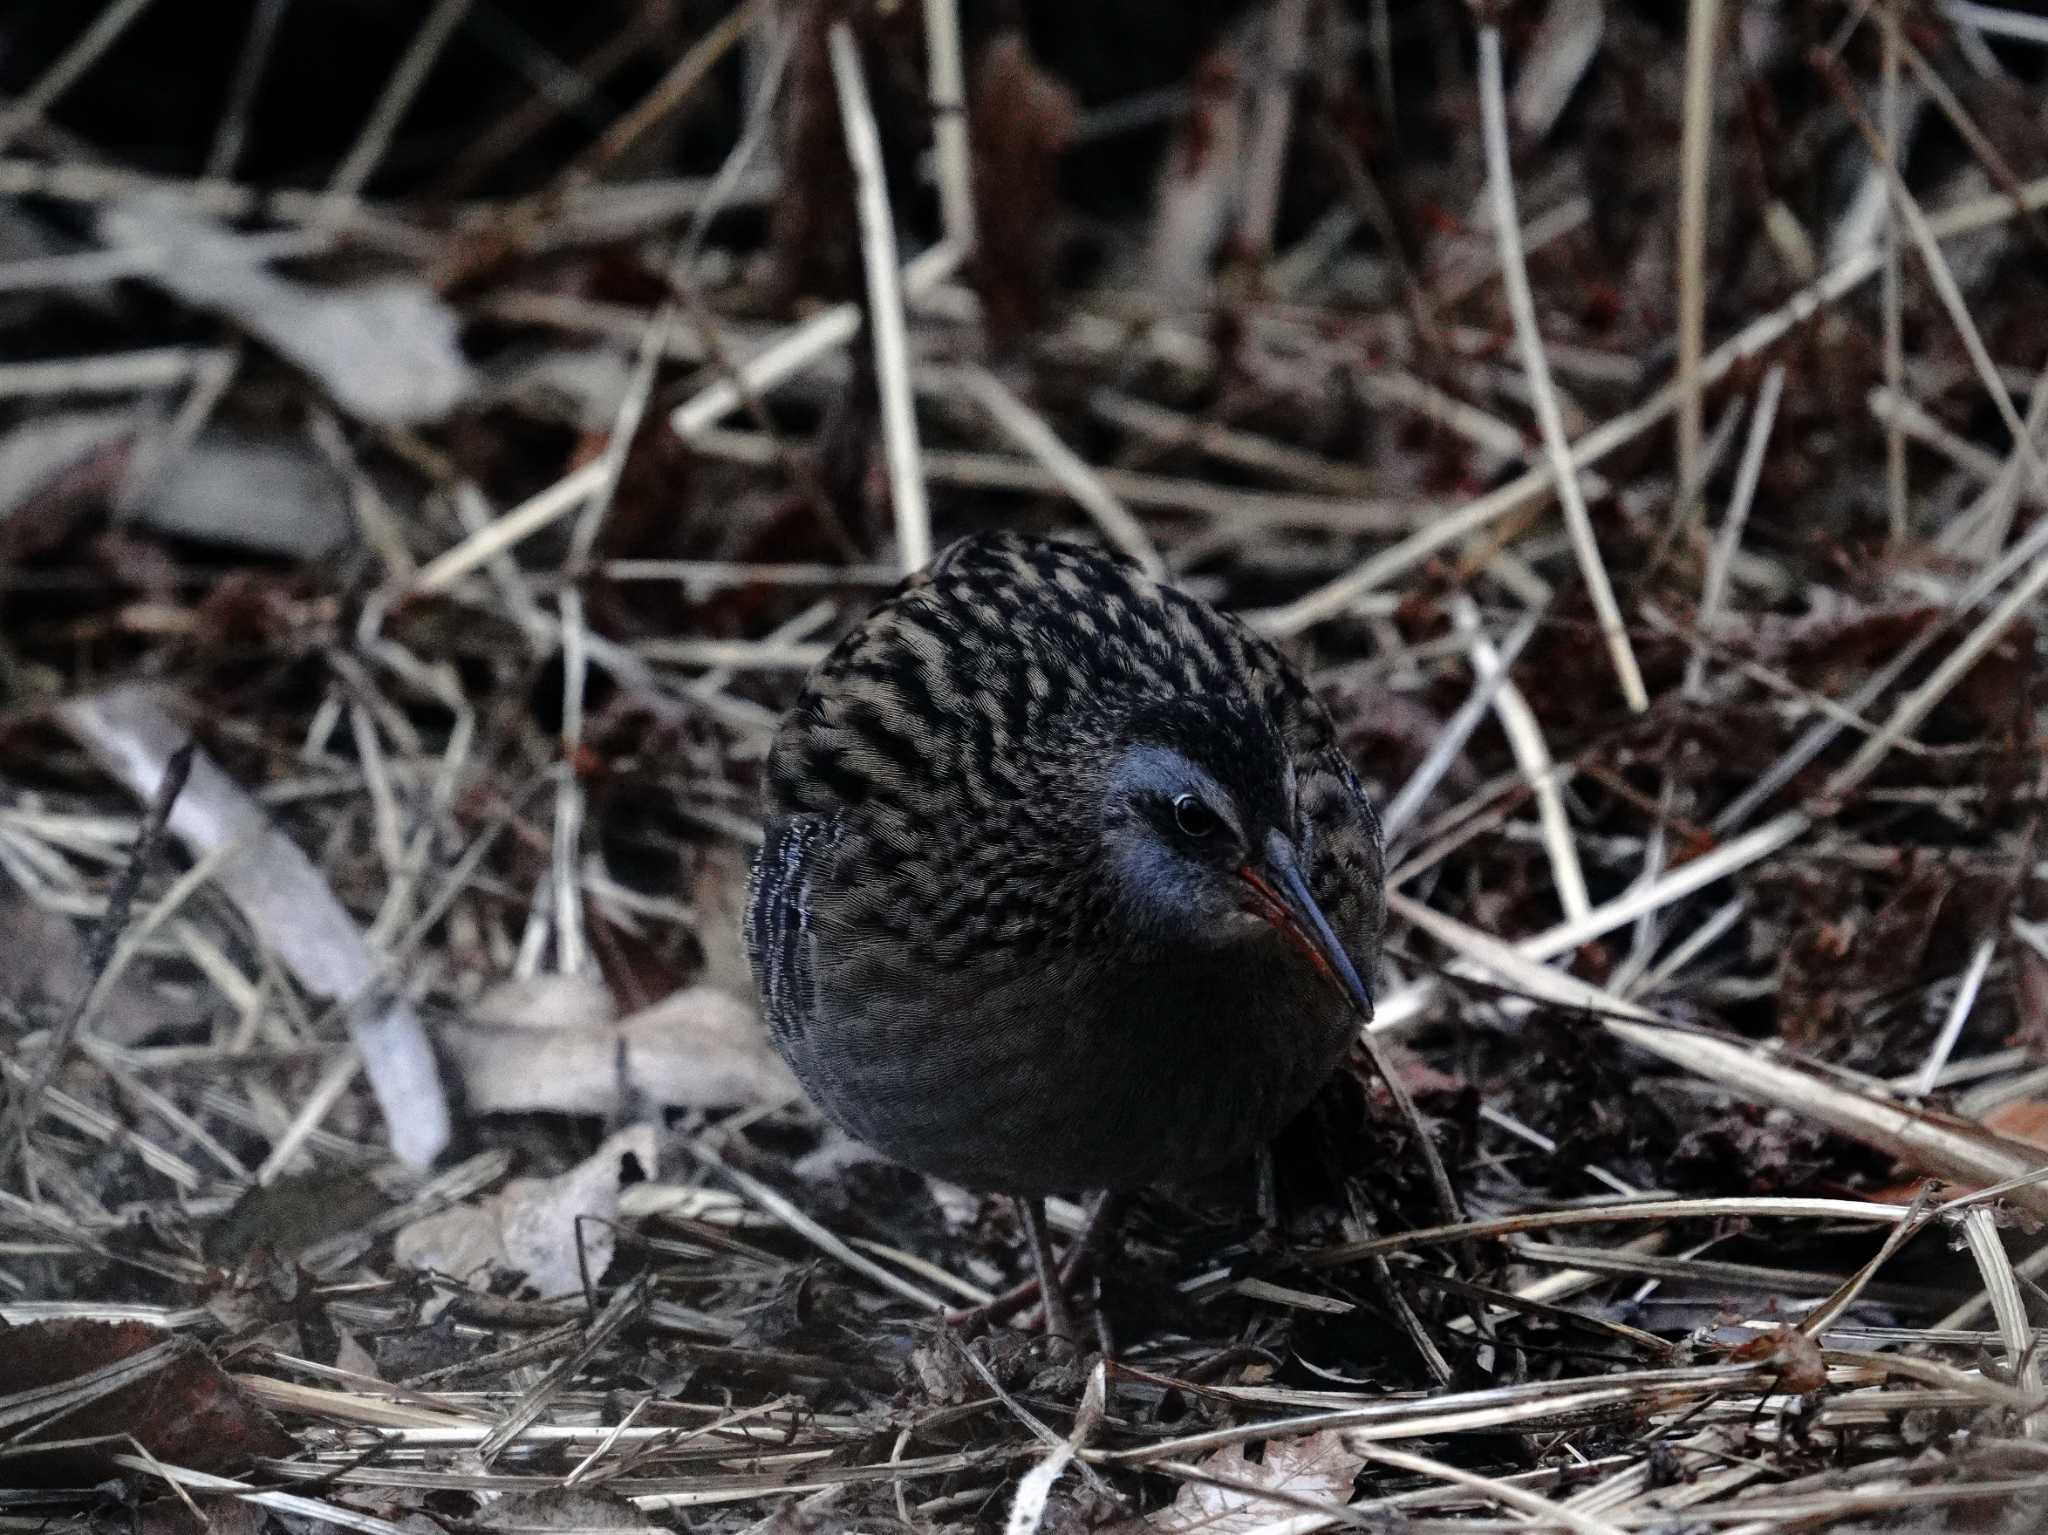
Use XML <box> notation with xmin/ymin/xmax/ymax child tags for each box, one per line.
<box><xmin>1172</xmin><ymin>794</ymin><xmax>1222</xmax><ymax>839</ymax></box>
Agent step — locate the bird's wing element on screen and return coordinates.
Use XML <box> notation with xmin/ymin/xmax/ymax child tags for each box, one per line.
<box><xmin>745</xmin><ymin>813</ymin><xmax>840</xmax><ymax>1047</ymax></box>
<box><xmin>1321</xmin><ymin>744</ymin><xmax>1384</xmax><ymax>857</ymax></box>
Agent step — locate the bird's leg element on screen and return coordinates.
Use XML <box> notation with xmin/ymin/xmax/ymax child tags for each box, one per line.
<box><xmin>1026</xmin><ymin>1191</ymin><xmax>1129</xmax><ymax>1333</ymax></box>
<box><xmin>943</xmin><ymin>1192</ymin><xmax>1124</xmax><ymax>1334</ymax></box>
<box><xmin>943</xmin><ymin>1275</ymin><xmax>1037</xmax><ymax>1332</ymax></box>
<box><xmin>1067</xmin><ymin>1190</ymin><xmax>1129</xmax><ymax>1285</ymax></box>
<box><xmin>1253</xmin><ymin>1145</ymin><xmax>1279</xmax><ymax>1230</ymax></box>
<box><xmin>1018</xmin><ymin>1195</ymin><xmax>1079</xmax><ymax>1345</ymax></box>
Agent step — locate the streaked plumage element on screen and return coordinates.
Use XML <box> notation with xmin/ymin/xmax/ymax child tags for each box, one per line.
<box><xmin>746</xmin><ymin>532</ymin><xmax>1385</xmax><ymax>1196</ymax></box>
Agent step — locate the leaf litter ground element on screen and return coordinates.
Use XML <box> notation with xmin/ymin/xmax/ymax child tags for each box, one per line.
<box><xmin>3</xmin><ymin>2</ymin><xmax>2048</xmax><ymax>1530</ymax></box>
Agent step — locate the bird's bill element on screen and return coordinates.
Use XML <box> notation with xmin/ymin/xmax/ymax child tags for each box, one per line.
<box><xmin>1236</xmin><ymin>832</ymin><xmax>1374</xmax><ymax>1018</ymax></box>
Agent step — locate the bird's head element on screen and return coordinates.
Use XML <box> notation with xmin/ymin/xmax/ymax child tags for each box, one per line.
<box><xmin>1097</xmin><ymin>704</ymin><xmax>1374</xmax><ymax>1017</ymax></box>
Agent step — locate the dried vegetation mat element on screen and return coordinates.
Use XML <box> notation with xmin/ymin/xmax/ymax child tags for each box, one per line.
<box><xmin>4</xmin><ymin>0</ymin><xmax>2048</xmax><ymax>1530</ymax></box>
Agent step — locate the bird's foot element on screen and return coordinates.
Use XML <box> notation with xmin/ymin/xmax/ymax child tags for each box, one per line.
<box><xmin>1019</xmin><ymin>1195</ymin><xmax>1081</xmax><ymax>1345</ymax></box>
<box><xmin>947</xmin><ymin>1192</ymin><xmax>1129</xmax><ymax>1344</ymax></box>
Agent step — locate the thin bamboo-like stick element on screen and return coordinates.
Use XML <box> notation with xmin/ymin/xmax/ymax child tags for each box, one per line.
<box><xmin>949</xmin><ymin>365</ymin><xmax>1165</xmax><ymax>578</ymax></box>
<box><xmin>319</xmin><ymin>0</ymin><xmax>475</xmax><ymax>222</ymax></box>
<box><xmin>1255</xmin><ymin>167</ymin><xmax>2048</xmax><ymax>635</ymax></box>
<box><xmin>1451</xmin><ymin>598</ymin><xmax>1588</xmax><ymax>921</ymax></box>
<box><xmin>923</xmin><ymin>0</ymin><xmax>974</xmax><ymax>248</ymax></box>
<box><xmin>828</xmin><ymin>22</ymin><xmax>932</xmax><ymax>575</ymax></box>
<box><xmin>1880</xmin><ymin>1</ymin><xmax>1909</xmax><ymax>543</ymax></box>
<box><xmin>1684</xmin><ymin>365</ymin><xmax>1784</xmax><ymax>698</ymax></box>
<box><xmin>0</xmin><ymin>0</ymin><xmax>162</xmax><ymax>156</ymax></box>
<box><xmin>1674</xmin><ymin>0</ymin><xmax>1720</xmax><ymax>536</ymax></box>
<box><xmin>1475</xmin><ymin>24</ymin><xmax>1647</xmax><ymax>712</ymax></box>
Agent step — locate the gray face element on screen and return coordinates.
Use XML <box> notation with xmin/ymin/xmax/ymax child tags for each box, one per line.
<box><xmin>1100</xmin><ymin>742</ymin><xmax>1268</xmax><ymax>948</ymax></box>
<box><xmin>1099</xmin><ymin>738</ymin><xmax>1376</xmax><ymax>1019</ymax></box>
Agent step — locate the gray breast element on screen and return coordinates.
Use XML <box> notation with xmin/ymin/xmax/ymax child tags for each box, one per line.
<box><xmin>774</xmin><ymin>927</ymin><xmax>1358</xmax><ymax>1195</ymax></box>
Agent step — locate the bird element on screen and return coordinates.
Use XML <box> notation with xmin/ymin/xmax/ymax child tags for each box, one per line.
<box><xmin>745</xmin><ymin>532</ymin><xmax>1387</xmax><ymax>1336</ymax></box>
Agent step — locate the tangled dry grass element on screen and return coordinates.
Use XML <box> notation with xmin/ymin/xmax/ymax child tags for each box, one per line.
<box><xmin>4</xmin><ymin>1</ymin><xmax>2048</xmax><ymax>1530</ymax></box>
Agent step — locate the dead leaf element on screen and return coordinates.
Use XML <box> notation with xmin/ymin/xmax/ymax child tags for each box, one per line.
<box><xmin>136</xmin><ymin>1497</ymin><xmax>271</xmax><ymax>1535</ymax></box>
<box><xmin>443</xmin><ymin>973</ymin><xmax>795</xmax><ymax>1117</ymax></box>
<box><xmin>487</xmin><ymin>344</ymin><xmax>635</xmax><ymax>430</ymax></box>
<box><xmin>394</xmin><ymin>1124</ymin><xmax>655</xmax><ymax>1299</ymax></box>
<box><xmin>127</xmin><ymin>428</ymin><xmax>351</xmax><ymax>557</ymax></box>
<box><xmin>0</xmin><ymin>1320</ymin><xmax>295</xmax><ymax>1484</ymax></box>
<box><xmin>690</xmin><ymin>841</ymin><xmax>757</xmax><ymax>1003</ymax></box>
<box><xmin>474</xmin><ymin>1489</ymin><xmax>660</xmax><ymax>1532</ymax></box>
<box><xmin>2011</xmin><ymin>944</ymin><xmax>2048</xmax><ymax>1054</ymax></box>
<box><xmin>62</xmin><ymin>685</ymin><xmax>452</xmax><ymax>1169</ymax></box>
<box><xmin>1514</xmin><ymin>0</ymin><xmax>1605</xmax><ymax>141</ymax></box>
<box><xmin>389</xmin><ymin>1201</ymin><xmax>503</xmax><ymax>1291</ymax></box>
<box><xmin>1984</xmin><ymin>1100</ymin><xmax>2048</xmax><ymax>1152</ymax></box>
<box><xmin>469</xmin><ymin>971</ymin><xmax>619</xmax><ymax>1033</ymax></box>
<box><xmin>99</xmin><ymin>197</ymin><xmax>474</xmax><ymax>424</ymax></box>
<box><xmin>334</xmin><ymin>1330</ymin><xmax>381</xmax><ymax>1380</ymax></box>
<box><xmin>0</xmin><ymin>877</ymin><xmax>165</xmax><ymax>1047</ymax></box>
<box><xmin>1726</xmin><ymin>1323</ymin><xmax>1828</xmax><ymax>1394</ymax></box>
<box><xmin>1125</xmin><ymin>1429</ymin><xmax>1363</xmax><ymax>1534</ymax></box>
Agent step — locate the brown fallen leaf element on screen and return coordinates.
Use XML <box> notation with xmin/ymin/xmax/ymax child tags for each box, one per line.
<box><xmin>1119</xmin><ymin>1428</ymin><xmax>1364</xmax><ymax>1534</ymax></box>
<box><xmin>469</xmin><ymin>1488</ymin><xmax>658</xmax><ymax>1532</ymax></box>
<box><xmin>2011</xmin><ymin>943</ymin><xmax>2048</xmax><ymax>1055</ymax></box>
<box><xmin>99</xmin><ymin>199</ymin><xmax>474</xmax><ymax>424</ymax></box>
<box><xmin>1983</xmin><ymin>1099</ymin><xmax>2048</xmax><ymax>1152</ymax></box>
<box><xmin>442</xmin><ymin>972</ymin><xmax>796</xmax><ymax>1117</ymax></box>
<box><xmin>0</xmin><ymin>1319</ymin><xmax>295</xmax><ymax>1484</ymax></box>
<box><xmin>0</xmin><ymin>878</ymin><xmax>167</xmax><ymax>1047</ymax></box>
<box><xmin>393</xmin><ymin>1124</ymin><xmax>655</xmax><ymax>1299</ymax></box>
<box><xmin>1725</xmin><ymin>1322</ymin><xmax>1828</xmax><ymax>1394</ymax></box>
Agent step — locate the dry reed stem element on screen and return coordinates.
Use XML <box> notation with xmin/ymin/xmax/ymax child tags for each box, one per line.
<box><xmin>319</xmin><ymin>0</ymin><xmax>475</xmax><ymax>223</ymax></box>
<box><xmin>948</xmin><ymin>364</ymin><xmax>1165</xmax><ymax>577</ymax></box>
<box><xmin>1475</xmin><ymin>24</ymin><xmax>1647</xmax><ymax>713</ymax></box>
<box><xmin>1880</xmin><ymin>27</ymin><xmax>1910</xmax><ymax>548</ymax></box>
<box><xmin>0</xmin><ymin>0</ymin><xmax>160</xmax><ymax>156</ymax></box>
<box><xmin>1607</xmin><ymin>1023</ymin><xmax>2048</xmax><ymax>1213</ymax></box>
<box><xmin>1674</xmin><ymin>0</ymin><xmax>1720</xmax><ymax>535</ymax></box>
<box><xmin>670</xmin><ymin>243</ymin><xmax>964</xmax><ymax>437</ymax></box>
<box><xmin>20</xmin><ymin>9</ymin><xmax>2048</xmax><ymax>1522</ymax></box>
<box><xmin>411</xmin><ymin>460</ymin><xmax>609</xmax><ymax>594</ymax></box>
<box><xmin>1826</xmin><ymin>54</ymin><xmax>2044</xmax><ymax>487</ymax></box>
<box><xmin>1379</xmin><ymin>609</ymin><xmax>1542</xmax><ymax>842</ymax></box>
<box><xmin>1450</xmin><ymin>597</ymin><xmax>1589</xmax><ymax>921</ymax></box>
<box><xmin>576</xmin><ymin>0</ymin><xmax>771</xmax><ymax>182</ymax></box>
<box><xmin>1945</xmin><ymin>0</ymin><xmax>2048</xmax><ymax>47</ymax></box>
<box><xmin>694</xmin><ymin>423</ymin><xmax>1412</xmax><ymax>532</ymax></box>
<box><xmin>1258</xmin><ymin>167</ymin><xmax>2048</xmax><ymax>635</ymax></box>
<box><xmin>1685</xmin><ymin>364</ymin><xmax>1785</xmax><ymax>698</ymax></box>
<box><xmin>1375</xmin><ymin>811</ymin><xmax>1813</xmax><ymax>1031</ymax></box>
<box><xmin>827</xmin><ymin>21</ymin><xmax>932</xmax><ymax>574</ymax></box>
<box><xmin>1239</xmin><ymin>0</ymin><xmax>1311</xmax><ymax>262</ymax></box>
<box><xmin>1349</xmin><ymin>1440</ymin><xmax>1628</xmax><ymax>1535</ymax></box>
<box><xmin>923</xmin><ymin>0</ymin><xmax>974</xmax><ymax>248</ymax></box>
<box><xmin>1909</xmin><ymin>936</ymin><xmax>1998</xmax><ymax>1097</ymax></box>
